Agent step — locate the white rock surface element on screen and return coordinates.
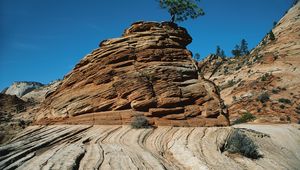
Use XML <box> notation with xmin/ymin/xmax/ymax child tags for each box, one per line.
<box><xmin>0</xmin><ymin>124</ymin><xmax>299</xmax><ymax>170</ymax></box>
<box><xmin>4</xmin><ymin>82</ymin><xmax>44</xmax><ymax>98</ymax></box>
<box><xmin>21</xmin><ymin>80</ymin><xmax>61</xmax><ymax>103</ymax></box>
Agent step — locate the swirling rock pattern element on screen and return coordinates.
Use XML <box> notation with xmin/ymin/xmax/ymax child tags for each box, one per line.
<box><xmin>0</xmin><ymin>125</ymin><xmax>299</xmax><ymax>170</ymax></box>
<box><xmin>37</xmin><ymin>21</ymin><xmax>229</xmax><ymax>127</ymax></box>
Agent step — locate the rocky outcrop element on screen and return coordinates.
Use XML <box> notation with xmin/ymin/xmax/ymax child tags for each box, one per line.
<box><xmin>0</xmin><ymin>94</ymin><xmax>27</xmax><ymax>114</ymax></box>
<box><xmin>198</xmin><ymin>2</ymin><xmax>300</xmax><ymax>123</ymax></box>
<box><xmin>0</xmin><ymin>124</ymin><xmax>299</xmax><ymax>169</ymax></box>
<box><xmin>37</xmin><ymin>21</ymin><xmax>229</xmax><ymax>127</ymax></box>
<box><xmin>21</xmin><ymin>80</ymin><xmax>61</xmax><ymax>103</ymax></box>
<box><xmin>0</xmin><ymin>80</ymin><xmax>61</xmax><ymax>144</ymax></box>
<box><xmin>4</xmin><ymin>81</ymin><xmax>44</xmax><ymax>98</ymax></box>
<box><xmin>0</xmin><ymin>94</ymin><xmax>30</xmax><ymax>144</ymax></box>
<box><xmin>198</xmin><ymin>54</ymin><xmax>227</xmax><ymax>79</ymax></box>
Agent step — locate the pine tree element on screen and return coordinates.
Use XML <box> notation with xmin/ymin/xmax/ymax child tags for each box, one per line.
<box><xmin>159</xmin><ymin>0</ymin><xmax>205</xmax><ymax>22</ymax></box>
<box><xmin>269</xmin><ymin>30</ymin><xmax>275</xmax><ymax>41</ymax></box>
<box><xmin>215</xmin><ymin>45</ymin><xmax>221</xmax><ymax>56</ymax></box>
<box><xmin>273</xmin><ymin>21</ymin><xmax>277</xmax><ymax>28</ymax></box>
<box><xmin>240</xmin><ymin>39</ymin><xmax>249</xmax><ymax>56</ymax></box>
<box><xmin>220</xmin><ymin>50</ymin><xmax>226</xmax><ymax>58</ymax></box>
<box><xmin>194</xmin><ymin>53</ymin><xmax>201</xmax><ymax>61</ymax></box>
<box><xmin>215</xmin><ymin>46</ymin><xmax>226</xmax><ymax>58</ymax></box>
<box><xmin>232</xmin><ymin>45</ymin><xmax>241</xmax><ymax>57</ymax></box>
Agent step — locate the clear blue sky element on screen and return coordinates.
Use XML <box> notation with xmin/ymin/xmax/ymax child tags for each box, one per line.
<box><xmin>0</xmin><ymin>0</ymin><xmax>294</xmax><ymax>90</ymax></box>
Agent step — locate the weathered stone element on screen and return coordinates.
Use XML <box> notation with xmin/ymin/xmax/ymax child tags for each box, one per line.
<box><xmin>148</xmin><ymin>107</ymin><xmax>185</xmax><ymax>117</ymax></box>
<box><xmin>36</xmin><ymin>21</ymin><xmax>229</xmax><ymax>126</ymax></box>
<box><xmin>131</xmin><ymin>98</ymin><xmax>157</xmax><ymax>111</ymax></box>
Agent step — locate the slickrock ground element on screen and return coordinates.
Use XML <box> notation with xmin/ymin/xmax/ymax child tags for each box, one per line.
<box><xmin>37</xmin><ymin>21</ymin><xmax>228</xmax><ymax>127</ymax></box>
<box><xmin>0</xmin><ymin>124</ymin><xmax>299</xmax><ymax>170</ymax></box>
<box><xmin>198</xmin><ymin>2</ymin><xmax>300</xmax><ymax>123</ymax></box>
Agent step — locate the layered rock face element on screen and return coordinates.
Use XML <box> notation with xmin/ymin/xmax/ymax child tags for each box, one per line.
<box><xmin>37</xmin><ymin>21</ymin><xmax>229</xmax><ymax>126</ymax></box>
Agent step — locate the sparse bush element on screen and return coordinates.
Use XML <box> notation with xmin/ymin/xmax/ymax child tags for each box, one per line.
<box><xmin>131</xmin><ymin>116</ymin><xmax>151</xmax><ymax>129</ymax></box>
<box><xmin>257</xmin><ymin>92</ymin><xmax>270</xmax><ymax>103</ymax></box>
<box><xmin>223</xmin><ymin>129</ymin><xmax>261</xmax><ymax>159</ymax></box>
<box><xmin>232</xmin><ymin>96</ymin><xmax>237</xmax><ymax>101</ymax></box>
<box><xmin>281</xmin><ymin>87</ymin><xmax>287</xmax><ymax>91</ymax></box>
<box><xmin>272</xmin><ymin>88</ymin><xmax>280</xmax><ymax>94</ymax></box>
<box><xmin>280</xmin><ymin>104</ymin><xmax>285</xmax><ymax>109</ymax></box>
<box><xmin>228</xmin><ymin>80</ymin><xmax>235</xmax><ymax>87</ymax></box>
<box><xmin>278</xmin><ymin>98</ymin><xmax>292</xmax><ymax>104</ymax></box>
<box><xmin>233</xmin><ymin>112</ymin><xmax>256</xmax><ymax>124</ymax></box>
<box><xmin>260</xmin><ymin>73</ymin><xmax>271</xmax><ymax>81</ymax></box>
<box><xmin>224</xmin><ymin>67</ymin><xmax>228</xmax><ymax>74</ymax></box>
<box><xmin>220</xmin><ymin>79</ymin><xmax>240</xmax><ymax>90</ymax></box>
<box><xmin>269</xmin><ymin>30</ymin><xmax>275</xmax><ymax>41</ymax></box>
<box><xmin>235</xmin><ymin>65</ymin><xmax>242</xmax><ymax>70</ymax></box>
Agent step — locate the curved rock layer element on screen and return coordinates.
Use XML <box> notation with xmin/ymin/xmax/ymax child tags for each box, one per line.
<box><xmin>37</xmin><ymin>21</ymin><xmax>228</xmax><ymax>126</ymax></box>
<box><xmin>0</xmin><ymin>125</ymin><xmax>299</xmax><ymax>169</ymax></box>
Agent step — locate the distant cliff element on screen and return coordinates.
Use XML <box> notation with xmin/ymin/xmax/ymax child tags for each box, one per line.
<box><xmin>3</xmin><ymin>81</ymin><xmax>44</xmax><ymax>98</ymax></box>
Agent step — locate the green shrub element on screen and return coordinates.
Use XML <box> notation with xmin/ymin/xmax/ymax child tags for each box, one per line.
<box><xmin>280</xmin><ymin>104</ymin><xmax>285</xmax><ymax>109</ymax></box>
<box><xmin>278</xmin><ymin>98</ymin><xmax>291</xmax><ymax>104</ymax></box>
<box><xmin>260</xmin><ymin>73</ymin><xmax>271</xmax><ymax>81</ymax></box>
<box><xmin>235</xmin><ymin>65</ymin><xmax>242</xmax><ymax>70</ymax></box>
<box><xmin>233</xmin><ymin>112</ymin><xmax>256</xmax><ymax>124</ymax></box>
<box><xmin>223</xmin><ymin>129</ymin><xmax>261</xmax><ymax>159</ymax></box>
<box><xmin>271</xmin><ymin>88</ymin><xmax>280</xmax><ymax>94</ymax></box>
<box><xmin>131</xmin><ymin>116</ymin><xmax>151</xmax><ymax>129</ymax></box>
<box><xmin>269</xmin><ymin>30</ymin><xmax>275</xmax><ymax>41</ymax></box>
<box><xmin>228</xmin><ymin>80</ymin><xmax>235</xmax><ymax>87</ymax></box>
<box><xmin>257</xmin><ymin>92</ymin><xmax>270</xmax><ymax>103</ymax></box>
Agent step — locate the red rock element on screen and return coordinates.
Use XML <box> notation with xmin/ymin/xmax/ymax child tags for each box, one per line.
<box><xmin>36</xmin><ymin>21</ymin><xmax>229</xmax><ymax>127</ymax></box>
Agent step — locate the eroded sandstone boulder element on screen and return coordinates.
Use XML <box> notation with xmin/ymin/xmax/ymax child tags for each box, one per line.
<box><xmin>37</xmin><ymin>21</ymin><xmax>229</xmax><ymax>126</ymax></box>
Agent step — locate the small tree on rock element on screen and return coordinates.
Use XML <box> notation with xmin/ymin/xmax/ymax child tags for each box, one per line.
<box><xmin>216</xmin><ymin>45</ymin><xmax>221</xmax><ymax>56</ymax></box>
<box><xmin>240</xmin><ymin>39</ymin><xmax>249</xmax><ymax>56</ymax></box>
<box><xmin>269</xmin><ymin>30</ymin><xmax>275</xmax><ymax>41</ymax></box>
<box><xmin>221</xmin><ymin>50</ymin><xmax>226</xmax><ymax>58</ymax></box>
<box><xmin>232</xmin><ymin>45</ymin><xmax>241</xmax><ymax>57</ymax></box>
<box><xmin>194</xmin><ymin>53</ymin><xmax>201</xmax><ymax>61</ymax></box>
<box><xmin>215</xmin><ymin>45</ymin><xmax>226</xmax><ymax>58</ymax></box>
<box><xmin>159</xmin><ymin>0</ymin><xmax>205</xmax><ymax>22</ymax></box>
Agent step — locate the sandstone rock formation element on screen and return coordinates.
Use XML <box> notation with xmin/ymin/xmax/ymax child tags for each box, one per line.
<box><xmin>21</xmin><ymin>80</ymin><xmax>61</xmax><ymax>103</ymax></box>
<box><xmin>198</xmin><ymin>2</ymin><xmax>300</xmax><ymax>123</ymax></box>
<box><xmin>0</xmin><ymin>124</ymin><xmax>299</xmax><ymax>169</ymax></box>
<box><xmin>37</xmin><ymin>21</ymin><xmax>229</xmax><ymax>127</ymax></box>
